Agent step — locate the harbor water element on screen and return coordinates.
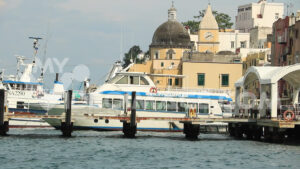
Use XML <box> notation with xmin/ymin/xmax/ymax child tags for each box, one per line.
<box><xmin>0</xmin><ymin>129</ymin><xmax>300</xmax><ymax>169</ymax></box>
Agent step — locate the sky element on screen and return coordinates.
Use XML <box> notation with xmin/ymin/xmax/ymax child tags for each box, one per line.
<box><xmin>0</xmin><ymin>0</ymin><xmax>299</xmax><ymax>88</ymax></box>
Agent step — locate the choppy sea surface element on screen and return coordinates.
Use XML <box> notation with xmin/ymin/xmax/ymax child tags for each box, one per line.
<box><xmin>0</xmin><ymin>129</ymin><xmax>300</xmax><ymax>169</ymax></box>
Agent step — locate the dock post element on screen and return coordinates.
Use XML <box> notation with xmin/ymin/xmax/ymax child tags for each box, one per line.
<box><xmin>183</xmin><ymin>122</ymin><xmax>200</xmax><ymax>140</ymax></box>
<box><xmin>0</xmin><ymin>89</ymin><xmax>8</xmax><ymax>136</ymax></box>
<box><xmin>123</xmin><ymin>91</ymin><xmax>137</xmax><ymax>138</ymax></box>
<box><xmin>228</xmin><ymin>123</ymin><xmax>235</xmax><ymax>136</ymax></box>
<box><xmin>61</xmin><ymin>90</ymin><xmax>73</xmax><ymax>137</ymax></box>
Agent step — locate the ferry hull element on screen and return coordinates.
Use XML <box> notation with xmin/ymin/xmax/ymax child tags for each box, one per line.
<box><xmin>43</xmin><ymin>110</ymin><xmax>227</xmax><ymax>132</ymax></box>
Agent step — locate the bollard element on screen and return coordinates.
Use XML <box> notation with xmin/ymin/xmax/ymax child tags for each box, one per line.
<box><xmin>61</xmin><ymin>90</ymin><xmax>73</xmax><ymax>137</ymax></box>
<box><xmin>123</xmin><ymin>91</ymin><xmax>137</xmax><ymax>138</ymax></box>
<box><xmin>0</xmin><ymin>89</ymin><xmax>8</xmax><ymax>136</ymax></box>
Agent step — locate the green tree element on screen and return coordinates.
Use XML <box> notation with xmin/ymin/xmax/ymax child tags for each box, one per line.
<box><xmin>181</xmin><ymin>20</ymin><xmax>199</xmax><ymax>34</ymax></box>
<box><xmin>182</xmin><ymin>10</ymin><xmax>233</xmax><ymax>33</ymax></box>
<box><xmin>122</xmin><ymin>45</ymin><xmax>144</xmax><ymax>68</ymax></box>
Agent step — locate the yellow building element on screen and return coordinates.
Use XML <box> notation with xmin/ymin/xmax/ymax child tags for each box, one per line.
<box><xmin>181</xmin><ymin>53</ymin><xmax>242</xmax><ymax>99</ymax></box>
<box><xmin>197</xmin><ymin>4</ymin><xmax>219</xmax><ymax>53</ymax></box>
<box><xmin>242</xmin><ymin>51</ymin><xmax>271</xmax><ymax>74</ymax></box>
<box><xmin>129</xmin><ymin>3</ymin><xmax>191</xmax><ymax>89</ymax></box>
<box><xmin>129</xmin><ymin>4</ymin><xmax>242</xmax><ymax>100</ymax></box>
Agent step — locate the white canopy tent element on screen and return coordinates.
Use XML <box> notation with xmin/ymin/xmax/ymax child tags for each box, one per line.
<box><xmin>235</xmin><ymin>64</ymin><xmax>300</xmax><ymax>119</ymax></box>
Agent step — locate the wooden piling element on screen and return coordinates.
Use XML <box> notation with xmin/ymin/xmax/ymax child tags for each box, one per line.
<box><xmin>0</xmin><ymin>89</ymin><xmax>8</xmax><ymax>136</ymax></box>
<box><xmin>122</xmin><ymin>91</ymin><xmax>137</xmax><ymax>138</ymax></box>
<box><xmin>183</xmin><ymin>122</ymin><xmax>200</xmax><ymax>140</ymax></box>
<box><xmin>61</xmin><ymin>90</ymin><xmax>73</xmax><ymax>137</ymax></box>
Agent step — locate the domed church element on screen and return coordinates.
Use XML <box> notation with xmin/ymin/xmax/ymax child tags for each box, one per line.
<box><xmin>129</xmin><ymin>3</ymin><xmax>242</xmax><ymax>100</ymax></box>
<box><xmin>130</xmin><ymin>3</ymin><xmax>192</xmax><ymax>89</ymax></box>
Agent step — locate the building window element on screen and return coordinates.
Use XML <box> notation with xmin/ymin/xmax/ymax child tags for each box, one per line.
<box><xmin>240</xmin><ymin>41</ymin><xmax>246</xmax><ymax>48</ymax></box>
<box><xmin>155</xmin><ymin>51</ymin><xmax>159</xmax><ymax>59</ymax></box>
<box><xmin>168</xmin><ymin>79</ymin><xmax>172</xmax><ymax>85</ymax></box>
<box><xmin>275</xmin><ymin>13</ymin><xmax>279</xmax><ymax>19</ymax></box>
<box><xmin>221</xmin><ymin>74</ymin><xmax>229</xmax><ymax>87</ymax></box>
<box><xmin>175</xmin><ymin>78</ymin><xmax>179</xmax><ymax>86</ymax></box>
<box><xmin>197</xmin><ymin>73</ymin><xmax>205</xmax><ymax>86</ymax></box>
<box><xmin>166</xmin><ymin>49</ymin><xmax>176</xmax><ymax>59</ymax></box>
<box><xmin>296</xmin><ymin>30</ymin><xmax>299</xmax><ymax>39</ymax></box>
<box><xmin>161</xmin><ymin>62</ymin><xmax>164</xmax><ymax>67</ymax></box>
<box><xmin>231</xmin><ymin>41</ymin><xmax>235</xmax><ymax>48</ymax></box>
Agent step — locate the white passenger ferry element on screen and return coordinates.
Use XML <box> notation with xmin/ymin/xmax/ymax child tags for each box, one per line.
<box><xmin>44</xmin><ymin>63</ymin><xmax>233</xmax><ymax>131</ymax></box>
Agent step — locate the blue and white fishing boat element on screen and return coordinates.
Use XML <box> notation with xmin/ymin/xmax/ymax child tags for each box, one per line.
<box><xmin>0</xmin><ymin>37</ymin><xmax>64</xmax><ymax>128</ymax></box>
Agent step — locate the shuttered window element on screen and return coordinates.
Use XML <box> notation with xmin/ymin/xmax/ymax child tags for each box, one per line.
<box><xmin>221</xmin><ymin>74</ymin><xmax>229</xmax><ymax>86</ymax></box>
<box><xmin>197</xmin><ymin>73</ymin><xmax>205</xmax><ymax>86</ymax></box>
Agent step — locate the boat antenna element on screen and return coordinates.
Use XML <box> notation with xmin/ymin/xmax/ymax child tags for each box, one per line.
<box><xmin>29</xmin><ymin>37</ymin><xmax>42</xmax><ymax>67</ymax></box>
<box><xmin>120</xmin><ymin>25</ymin><xmax>123</xmax><ymax>62</ymax></box>
<box><xmin>41</xmin><ymin>23</ymin><xmax>52</xmax><ymax>82</ymax></box>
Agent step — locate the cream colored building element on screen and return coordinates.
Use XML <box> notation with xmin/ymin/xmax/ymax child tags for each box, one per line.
<box><xmin>235</xmin><ymin>0</ymin><xmax>284</xmax><ymax>33</ymax></box>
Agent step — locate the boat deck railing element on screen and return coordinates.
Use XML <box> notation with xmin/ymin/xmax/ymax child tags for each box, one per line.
<box><xmin>158</xmin><ymin>87</ymin><xmax>232</xmax><ymax>95</ymax></box>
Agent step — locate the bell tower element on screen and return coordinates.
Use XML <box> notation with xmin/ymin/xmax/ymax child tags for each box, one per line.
<box><xmin>197</xmin><ymin>4</ymin><xmax>219</xmax><ymax>53</ymax></box>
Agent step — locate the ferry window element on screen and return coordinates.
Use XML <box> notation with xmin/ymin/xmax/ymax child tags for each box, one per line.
<box><xmin>136</xmin><ymin>100</ymin><xmax>144</xmax><ymax>110</ymax></box>
<box><xmin>199</xmin><ymin>103</ymin><xmax>209</xmax><ymax>114</ymax></box>
<box><xmin>178</xmin><ymin>102</ymin><xmax>187</xmax><ymax>112</ymax></box>
<box><xmin>130</xmin><ymin>76</ymin><xmax>139</xmax><ymax>85</ymax></box>
<box><xmin>113</xmin><ymin>99</ymin><xmax>123</xmax><ymax>110</ymax></box>
<box><xmin>188</xmin><ymin>103</ymin><xmax>198</xmax><ymax>113</ymax></box>
<box><xmin>167</xmin><ymin>101</ymin><xmax>176</xmax><ymax>112</ymax></box>
<box><xmin>156</xmin><ymin>101</ymin><xmax>166</xmax><ymax>111</ymax></box>
<box><xmin>16</xmin><ymin>84</ymin><xmax>20</xmax><ymax>90</ymax></box>
<box><xmin>26</xmin><ymin>85</ymin><xmax>32</xmax><ymax>90</ymax></box>
<box><xmin>145</xmin><ymin>100</ymin><xmax>155</xmax><ymax>110</ymax></box>
<box><xmin>197</xmin><ymin>73</ymin><xmax>205</xmax><ymax>86</ymax></box>
<box><xmin>102</xmin><ymin>98</ymin><xmax>112</xmax><ymax>108</ymax></box>
<box><xmin>140</xmin><ymin>77</ymin><xmax>149</xmax><ymax>85</ymax></box>
<box><xmin>116</xmin><ymin>76</ymin><xmax>128</xmax><ymax>84</ymax></box>
<box><xmin>221</xmin><ymin>74</ymin><xmax>229</xmax><ymax>86</ymax></box>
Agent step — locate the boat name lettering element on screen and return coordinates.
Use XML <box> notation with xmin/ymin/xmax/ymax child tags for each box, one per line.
<box><xmin>8</xmin><ymin>90</ymin><xmax>26</xmax><ymax>96</ymax></box>
<box><xmin>147</xmin><ymin>93</ymin><xmax>188</xmax><ymax>98</ymax></box>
